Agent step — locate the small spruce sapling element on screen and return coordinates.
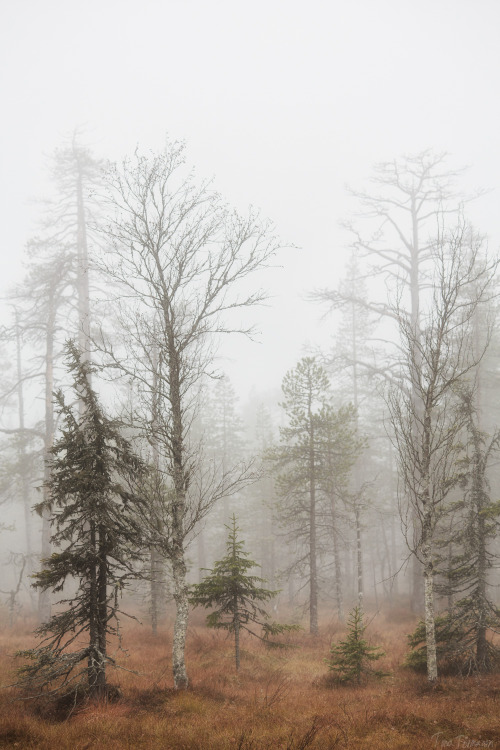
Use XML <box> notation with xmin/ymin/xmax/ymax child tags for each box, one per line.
<box><xmin>190</xmin><ymin>515</ymin><xmax>298</xmax><ymax>670</ymax></box>
<box><xmin>325</xmin><ymin>606</ymin><xmax>387</xmax><ymax>685</ymax></box>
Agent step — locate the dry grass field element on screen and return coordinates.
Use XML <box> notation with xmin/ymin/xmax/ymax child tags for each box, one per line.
<box><xmin>0</xmin><ymin>607</ymin><xmax>499</xmax><ymax>749</ymax></box>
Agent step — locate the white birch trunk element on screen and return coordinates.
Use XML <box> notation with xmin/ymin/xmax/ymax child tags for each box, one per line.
<box><xmin>423</xmin><ymin>541</ymin><xmax>438</xmax><ymax>682</ymax></box>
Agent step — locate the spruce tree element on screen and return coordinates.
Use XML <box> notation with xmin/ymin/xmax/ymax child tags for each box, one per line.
<box><xmin>17</xmin><ymin>342</ymin><xmax>146</xmax><ymax>700</ymax></box>
<box><xmin>409</xmin><ymin>387</ymin><xmax>500</xmax><ymax>675</ymax></box>
<box><xmin>190</xmin><ymin>515</ymin><xmax>297</xmax><ymax>670</ymax></box>
<box><xmin>325</xmin><ymin>606</ymin><xmax>387</xmax><ymax>685</ymax></box>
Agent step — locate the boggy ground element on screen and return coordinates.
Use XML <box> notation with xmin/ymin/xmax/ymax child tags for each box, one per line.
<box><xmin>0</xmin><ymin>608</ymin><xmax>499</xmax><ymax>749</ymax></box>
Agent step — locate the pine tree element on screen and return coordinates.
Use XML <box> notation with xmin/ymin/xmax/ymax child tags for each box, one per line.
<box><xmin>190</xmin><ymin>515</ymin><xmax>297</xmax><ymax>670</ymax></box>
<box><xmin>325</xmin><ymin>606</ymin><xmax>387</xmax><ymax>685</ymax></box>
<box><xmin>270</xmin><ymin>358</ymin><xmax>361</xmax><ymax>634</ymax></box>
<box><xmin>17</xmin><ymin>342</ymin><xmax>146</xmax><ymax>700</ymax></box>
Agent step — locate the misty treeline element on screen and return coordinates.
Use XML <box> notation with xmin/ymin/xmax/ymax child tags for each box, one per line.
<box><xmin>1</xmin><ymin>138</ymin><xmax>500</xmax><ymax>695</ymax></box>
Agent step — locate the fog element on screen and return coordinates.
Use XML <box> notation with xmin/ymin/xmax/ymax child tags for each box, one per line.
<box><xmin>2</xmin><ymin>0</ymin><xmax>500</xmax><ymax>395</ymax></box>
<box><xmin>1</xmin><ymin>0</ymin><xmax>500</xmax><ymax>712</ymax></box>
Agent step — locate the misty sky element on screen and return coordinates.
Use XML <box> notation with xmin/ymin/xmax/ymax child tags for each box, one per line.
<box><xmin>1</xmin><ymin>0</ymin><xmax>499</xmax><ymax>397</ymax></box>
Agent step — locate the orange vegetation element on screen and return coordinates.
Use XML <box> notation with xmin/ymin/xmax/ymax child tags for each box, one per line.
<box><xmin>0</xmin><ymin>607</ymin><xmax>499</xmax><ymax>749</ymax></box>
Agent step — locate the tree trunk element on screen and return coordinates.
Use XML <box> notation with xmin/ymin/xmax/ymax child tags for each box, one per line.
<box><xmin>422</xmin><ymin>520</ymin><xmax>438</xmax><ymax>682</ymax></box>
<box><xmin>389</xmin><ymin>441</ymin><xmax>399</xmax><ymax>600</ymax></box>
<box><xmin>355</xmin><ymin>504</ymin><xmax>363</xmax><ymax>612</ymax></box>
<box><xmin>409</xmin><ymin>197</ymin><xmax>426</xmax><ymax>615</ymax></box>
<box><xmin>372</xmin><ymin>557</ymin><xmax>379</xmax><ymax>610</ymax></box>
<box><xmin>150</xmin><ymin>546</ymin><xmax>162</xmax><ymax>636</ymax></box>
<box><xmin>15</xmin><ymin>318</ymin><xmax>35</xmax><ymax>611</ymax></box>
<box><xmin>16</xmin><ymin>320</ymin><xmax>31</xmax><ymax>558</ymax></box>
<box><xmin>88</xmin><ymin>521</ymin><xmax>100</xmax><ymax>692</ymax></box>
<box><xmin>38</xmin><ymin>307</ymin><xmax>55</xmax><ymax>623</ymax></box>
<box><xmin>197</xmin><ymin>527</ymin><xmax>206</xmax><ymax>583</ymax></box>
<box><xmin>234</xmin><ymin>599</ymin><xmax>240</xmax><ymax>671</ymax></box>
<box><xmin>472</xmin><ymin>426</ymin><xmax>488</xmax><ymax>669</ymax></box>
<box><xmin>476</xmin><ymin>514</ymin><xmax>488</xmax><ymax>668</ymax></box>
<box><xmin>331</xmin><ymin>497</ymin><xmax>344</xmax><ymax>622</ymax></box>
<box><xmin>169</xmin><ymin>347</ymin><xmax>190</xmax><ymax>689</ymax></box>
<box><xmin>308</xmin><ymin>406</ymin><xmax>318</xmax><ymax>635</ymax></box>
<box><xmin>76</xmin><ymin>159</ymin><xmax>91</xmax><ymax>365</ymax></box>
<box><xmin>95</xmin><ymin>525</ymin><xmax>108</xmax><ymax>698</ymax></box>
<box><xmin>172</xmin><ymin>547</ymin><xmax>189</xmax><ymax>688</ymax></box>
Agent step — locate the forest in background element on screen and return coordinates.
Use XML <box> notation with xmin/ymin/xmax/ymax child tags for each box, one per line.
<box><xmin>0</xmin><ymin>136</ymin><xmax>500</xmax><ymax>744</ymax></box>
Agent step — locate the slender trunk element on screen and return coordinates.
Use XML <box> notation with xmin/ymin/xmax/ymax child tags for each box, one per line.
<box><xmin>422</xmin><ymin>514</ymin><xmax>438</xmax><ymax>682</ymax></box>
<box><xmin>409</xmin><ymin>197</ymin><xmax>425</xmax><ymax>615</ymax></box>
<box><xmin>95</xmin><ymin>525</ymin><xmax>108</xmax><ymax>698</ymax></box>
<box><xmin>344</xmin><ymin>538</ymin><xmax>353</xmax><ymax>599</ymax></box>
<box><xmin>355</xmin><ymin>504</ymin><xmax>363</xmax><ymax>612</ymax></box>
<box><xmin>331</xmin><ymin>497</ymin><xmax>343</xmax><ymax>622</ymax></box>
<box><xmin>288</xmin><ymin>562</ymin><xmax>295</xmax><ymax>606</ymax></box>
<box><xmin>447</xmin><ymin>527</ymin><xmax>454</xmax><ymax>612</ymax></box>
<box><xmin>472</xmin><ymin>428</ymin><xmax>488</xmax><ymax>668</ymax></box>
<box><xmin>351</xmin><ymin>324</ymin><xmax>364</xmax><ymax>614</ymax></box>
<box><xmin>378</xmin><ymin>520</ymin><xmax>390</xmax><ymax>603</ymax></box>
<box><xmin>269</xmin><ymin>526</ymin><xmax>276</xmax><ymax>591</ymax></box>
<box><xmin>150</xmin><ymin>347</ymin><xmax>163</xmax><ymax>635</ymax></box>
<box><xmin>15</xmin><ymin>318</ymin><xmax>35</xmax><ymax>612</ymax></box>
<box><xmin>234</xmin><ymin>598</ymin><xmax>240</xmax><ymax>671</ymax></box>
<box><xmin>197</xmin><ymin>528</ymin><xmax>206</xmax><ymax>583</ymax></box>
<box><xmin>372</xmin><ymin>557</ymin><xmax>379</xmax><ymax>610</ymax></box>
<box><xmin>169</xmin><ymin>346</ymin><xmax>189</xmax><ymax>689</ymax></box>
<box><xmin>333</xmin><ymin>532</ymin><xmax>344</xmax><ymax>622</ymax></box>
<box><xmin>38</xmin><ymin>308</ymin><xmax>55</xmax><ymax>623</ymax></box>
<box><xmin>411</xmin><ymin>554</ymin><xmax>424</xmax><ymax>614</ymax></box>
<box><xmin>172</xmin><ymin>549</ymin><xmax>189</xmax><ymax>688</ymax></box>
<box><xmin>76</xmin><ymin>161</ymin><xmax>91</xmax><ymax>366</ymax></box>
<box><xmin>389</xmin><ymin>441</ymin><xmax>399</xmax><ymax>599</ymax></box>
<box><xmin>150</xmin><ymin>547</ymin><xmax>162</xmax><ymax>636</ymax></box>
<box><xmin>222</xmin><ymin>399</ymin><xmax>230</xmax><ymax>527</ymax></box>
<box><xmin>88</xmin><ymin>520</ymin><xmax>100</xmax><ymax>690</ymax></box>
<box><xmin>308</xmin><ymin>404</ymin><xmax>318</xmax><ymax>635</ymax></box>
<box><xmin>16</xmin><ymin>320</ymin><xmax>31</xmax><ymax>558</ymax></box>
<box><xmin>476</xmin><ymin>510</ymin><xmax>488</xmax><ymax>667</ymax></box>
<box><xmin>471</xmin><ymin>315</ymin><xmax>488</xmax><ymax>666</ymax></box>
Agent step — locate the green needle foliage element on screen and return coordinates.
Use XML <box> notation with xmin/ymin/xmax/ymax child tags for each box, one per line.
<box><xmin>16</xmin><ymin>342</ymin><xmax>146</xmax><ymax>701</ymax></box>
<box><xmin>325</xmin><ymin>607</ymin><xmax>387</xmax><ymax>685</ymax></box>
<box><xmin>190</xmin><ymin>515</ymin><xmax>298</xmax><ymax>670</ymax></box>
<box><xmin>404</xmin><ymin>614</ymin><xmax>468</xmax><ymax>675</ymax></box>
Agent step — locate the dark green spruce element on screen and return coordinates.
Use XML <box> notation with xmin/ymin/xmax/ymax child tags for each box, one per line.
<box><xmin>17</xmin><ymin>342</ymin><xmax>146</xmax><ymax>700</ymax></box>
<box><xmin>190</xmin><ymin>515</ymin><xmax>298</xmax><ymax>670</ymax></box>
<box><xmin>325</xmin><ymin>606</ymin><xmax>387</xmax><ymax>685</ymax></box>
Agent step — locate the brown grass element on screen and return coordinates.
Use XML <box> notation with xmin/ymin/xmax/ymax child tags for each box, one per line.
<box><xmin>0</xmin><ymin>608</ymin><xmax>499</xmax><ymax>749</ymax></box>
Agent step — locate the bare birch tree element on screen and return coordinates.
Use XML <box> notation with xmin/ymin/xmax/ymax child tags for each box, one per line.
<box><xmin>99</xmin><ymin>141</ymin><xmax>280</xmax><ymax>689</ymax></box>
<box><xmin>313</xmin><ymin>151</ymin><xmax>472</xmax><ymax>611</ymax></box>
<box><xmin>387</xmin><ymin>223</ymin><xmax>497</xmax><ymax>681</ymax></box>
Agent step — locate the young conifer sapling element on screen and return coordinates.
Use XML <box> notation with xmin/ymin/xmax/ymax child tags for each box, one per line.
<box><xmin>325</xmin><ymin>606</ymin><xmax>387</xmax><ymax>685</ymax></box>
<box><xmin>190</xmin><ymin>515</ymin><xmax>297</xmax><ymax>670</ymax></box>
